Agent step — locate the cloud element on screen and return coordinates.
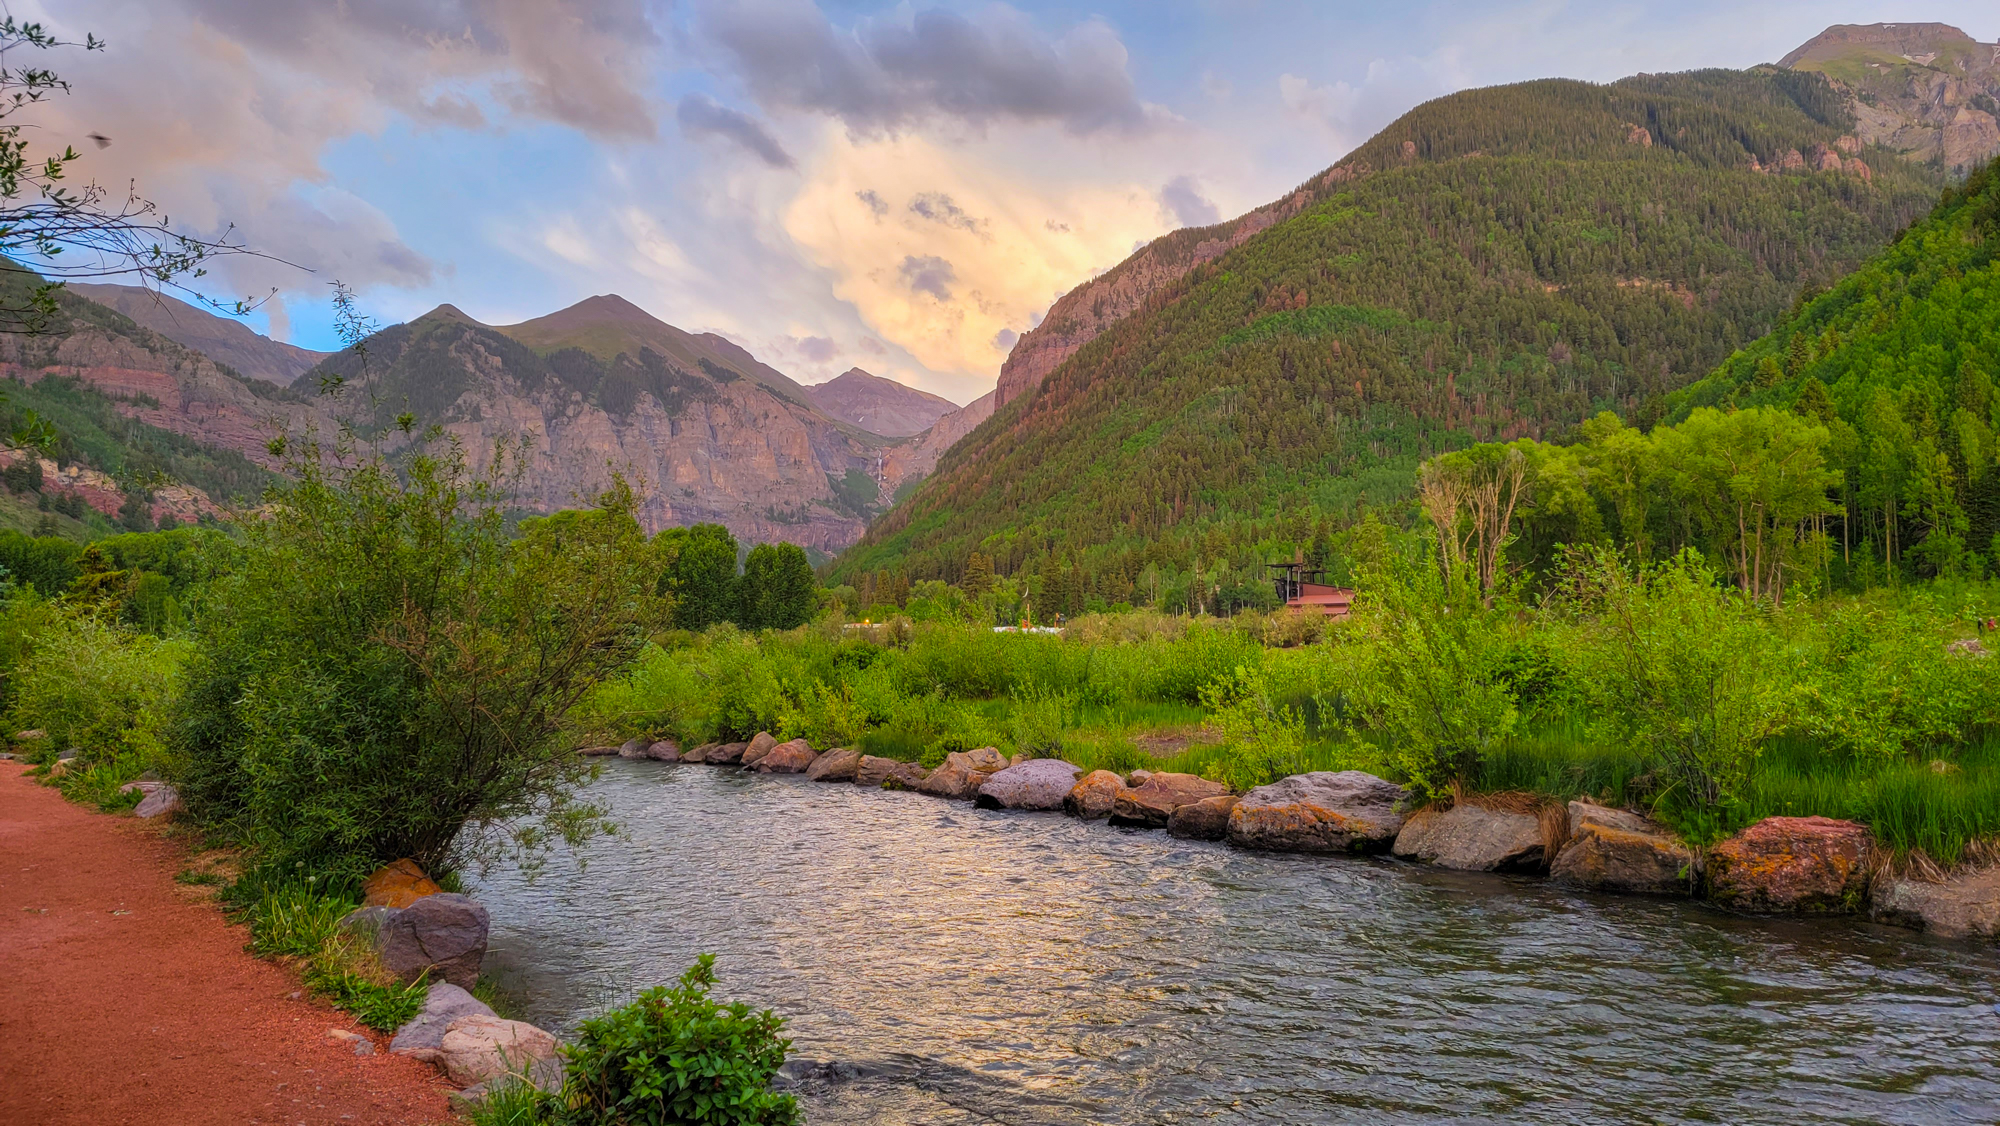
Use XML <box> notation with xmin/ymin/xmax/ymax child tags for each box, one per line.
<box><xmin>993</xmin><ymin>327</ymin><xmax>1019</xmax><ymax>350</ymax></box>
<box><xmin>1045</xmin><ymin>219</ymin><xmax>1070</xmax><ymax>233</ymax></box>
<box><xmin>793</xmin><ymin>334</ymin><xmax>837</xmax><ymax>362</ymax></box>
<box><xmin>909</xmin><ymin>191</ymin><xmax>986</xmax><ymax>236</ymax></box>
<box><xmin>1159</xmin><ymin>175</ymin><xmax>1220</xmax><ymax>227</ymax></box>
<box><xmin>899</xmin><ymin>255</ymin><xmax>956</xmax><ymax>302</ymax></box>
<box><xmin>855</xmin><ymin>189</ymin><xmax>889</xmax><ymax>216</ymax></box>
<box><xmin>694</xmin><ymin>0</ymin><xmax>1165</xmax><ymax>137</ymax></box>
<box><xmin>859</xmin><ymin>336</ymin><xmax>887</xmax><ymax>355</ymax></box>
<box><xmin>676</xmin><ymin>94</ymin><xmax>795</xmax><ymax>168</ymax></box>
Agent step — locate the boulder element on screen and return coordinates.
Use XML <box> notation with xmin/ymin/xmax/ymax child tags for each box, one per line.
<box><xmin>806</xmin><ymin>748</ymin><xmax>862</xmax><ymax>782</ymax></box>
<box><xmin>855</xmin><ymin>756</ymin><xmax>928</xmax><ymax>789</ymax></box>
<box><xmin>1393</xmin><ymin>803</ymin><xmax>1548</xmax><ymax>872</ymax></box>
<box><xmin>1064</xmin><ymin>771</ymin><xmax>1125</xmax><ymax>819</ymax></box>
<box><xmin>389</xmin><ymin>982</ymin><xmax>496</xmax><ymax>1055</ymax></box>
<box><xmin>435</xmin><ymin>1015</ymin><xmax>561</xmax><ymax>1088</ymax></box>
<box><xmin>14</xmin><ymin>729</ymin><xmax>45</xmax><ymax>741</ymax></box>
<box><xmin>645</xmin><ymin>740</ymin><xmax>681</xmax><ymax>762</ymax></box>
<box><xmin>1227</xmin><ymin>772</ymin><xmax>1405</xmax><ymax>852</ymax></box>
<box><xmin>576</xmin><ymin>745</ymin><xmax>620</xmax><ymax>757</ymax></box>
<box><xmin>377</xmin><ymin>893</ymin><xmax>489</xmax><ymax>988</ymax></box>
<box><xmin>753</xmin><ymin>739</ymin><xmax>818</xmax><ymax>774</ymax></box>
<box><xmin>739</xmin><ymin>731</ymin><xmax>781</xmax><ymax>768</ymax></box>
<box><xmin>915</xmin><ymin>750</ymin><xmax>1002</xmax><ymax>800</ymax></box>
<box><xmin>1549</xmin><ymin>802</ymin><xmax>1694</xmax><ymax>896</ymax></box>
<box><xmin>338</xmin><ymin>905</ymin><xmax>400</xmax><ymax>942</ymax></box>
<box><xmin>705</xmin><ymin>741</ymin><xmax>749</xmax><ymax>765</ymax></box>
<box><xmin>1706</xmin><ymin>816</ymin><xmax>1872</xmax><ymax>914</ymax></box>
<box><xmin>363</xmin><ymin>859</ymin><xmax>444</xmax><ymax>909</ymax></box>
<box><xmin>133</xmin><ymin>785</ymin><xmax>182</xmax><ymax>820</ymax></box>
<box><xmin>680</xmin><ymin>742</ymin><xmax>720</xmax><ymax>763</ymax></box>
<box><xmin>1127</xmin><ymin>770</ymin><xmax>1153</xmax><ymax>787</ymax></box>
<box><xmin>1112</xmin><ymin>772</ymin><xmax>1231</xmax><ymax>829</ymax></box>
<box><xmin>118</xmin><ymin>780</ymin><xmax>166</xmax><ymax>796</ymax></box>
<box><xmin>1871</xmin><ymin>867</ymin><xmax>2000</xmax><ymax>939</ymax></box>
<box><xmin>975</xmin><ymin>759</ymin><xmax>1083</xmax><ymax>810</ymax></box>
<box><xmin>615</xmin><ymin>738</ymin><xmax>649</xmax><ymax>759</ymax></box>
<box><xmin>1167</xmin><ymin>795</ymin><xmax>1238</xmax><ymax>840</ymax></box>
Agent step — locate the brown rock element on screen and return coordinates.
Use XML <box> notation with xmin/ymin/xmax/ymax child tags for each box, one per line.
<box><xmin>615</xmin><ymin>737</ymin><xmax>649</xmax><ymax>759</ymax></box>
<box><xmin>576</xmin><ymin>745</ymin><xmax>620</xmax><ymax>757</ymax></box>
<box><xmin>645</xmin><ymin>739</ymin><xmax>681</xmax><ymax>762</ymax></box>
<box><xmin>1871</xmin><ymin>867</ymin><xmax>2000</xmax><ymax>939</ymax></box>
<box><xmin>739</xmin><ymin>731</ymin><xmax>780</xmax><ymax>768</ymax></box>
<box><xmin>1393</xmin><ymin>803</ymin><xmax>1548</xmax><ymax>872</ymax></box>
<box><xmin>752</xmin><ymin>738</ymin><xmax>818</xmax><ymax>774</ymax></box>
<box><xmin>1706</xmin><ymin>816</ymin><xmax>1872</xmax><ymax>914</ymax></box>
<box><xmin>680</xmin><ymin>742</ymin><xmax>720</xmax><ymax>763</ymax></box>
<box><xmin>133</xmin><ymin>785</ymin><xmax>183</xmax><ymax>820</ymax></box>
<box><xmin>975</xmin><ymin>759</ymin><xmax>1083</xmax><ymax>810</ymax></box>
<box><xmin>856</xmin><ymin>755</ymin><xmax>928</xmax><ymax>788</ymax></box>
<box><xmin>915</xmin><ymin>750</ymin><xmax>1002</xmax><ymax>800</ymax></box>
<box><xmin>1167</xmin><ymin>795</ymin><xmax>1238</xmax><ymax>840</ymax></box>
<box><xmin>705</xmin><ymin>741</ymin><xmax>749</xmax><ymax>765</ymax></box>
<box><xmin>1226</xmin><ymin>771</ymin><xmax>1405</xmax><ymax>852</ymax></box>
<box><xmin>806</xmin><ymin>747</ymin><xmax>862</xmax><ymax>782</ymax></box>
<box><xmin>362</xmin><ymin>859</ymin><xmax>444</xmax><ymax>909</ymax></box>
<box><xmin>1549</xmin><ymin>802</ymin><xmax>1694</xmax><ymax>896</ymax></box>
<box><xmin>376</xmin><ymin>893</ymin><xmax>489</xmax><ymax>988</ymax></box>
<box><xmin>1111</xmin><ymin>772</ymin><xmax>1229</xmax><ymax>829</ymax></box>
<box><xmin>435</xmin><ymin>1015</ymin><xmax>560</xmax><ymax>1087</ymax></box>
<box><xmin>1063</xmin><ymin>770</ymin><xmax>1124</xmax><ymax>819</ymax></box>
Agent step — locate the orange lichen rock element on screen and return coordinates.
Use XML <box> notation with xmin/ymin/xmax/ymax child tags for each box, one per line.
<box><xmin>362</xmin><ymin>858</ymin><xmax>444</xmax><ymax>908</ymax></box>
<box><xmin>1706</xmin><ymin>816</ymin><xmax>1872</xmax><ymax>914</ymax></box>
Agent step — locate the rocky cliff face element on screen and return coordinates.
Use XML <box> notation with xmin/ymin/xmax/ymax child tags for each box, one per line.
<box><xmin>68</xmin><ymin>284</ymin><xmax>333</xmax><ymax>386</ymax></box>
<box><xmin>1781</xmin><ymin>23</ymin><xmax>2000</xmax><ymax>175</ymax></box>
<box><xmin>879</xmin><ymin>389</ymin><xmax>994</xmax><ymax>491</ymax></box>
<box><xmin>806</xmin><ymin>368</ymin><xmax>958</xmax><ymax>438</ymax></box>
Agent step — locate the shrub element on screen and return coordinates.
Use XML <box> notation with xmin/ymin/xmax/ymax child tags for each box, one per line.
<box><xmin>7</xmin><ymin>609</ymin><xmax>185</xmax><ymax>767</ymax></box>
<box><xmin>557</xmin><ymin>955</ymin><xmax>797</xmax><ymax>1126</ymax></box>
<box><xmin>1007</xmin><ymin>685</ymin><xmax>1078</xmax><ymax>758</ymax></box>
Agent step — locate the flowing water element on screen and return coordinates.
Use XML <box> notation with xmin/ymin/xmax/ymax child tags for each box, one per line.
<box><xmin>466</xmin><ymin>760</ymin><xmax>2000</xmax><ymax>1125</ymax></box>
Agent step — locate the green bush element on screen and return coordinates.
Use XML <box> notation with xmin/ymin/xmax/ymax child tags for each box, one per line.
<box><xmin>7</xmin><ymin>609</ymin><xmax>185</xmax><ymax>767</ymax></box>
<box><xmin>557</xmin><ymin>955</ymin><xmax>797</xmax><ymax>1126</ymax></box>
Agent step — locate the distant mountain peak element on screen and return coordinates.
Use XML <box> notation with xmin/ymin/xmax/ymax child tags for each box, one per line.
<box><xmin>806</xmin><ymin>367</ymin><xmax>958</xmax><ymax>438</ymax></box>
<box><xmin>421</xmin><ymin>302</ymin><xmax>487</xmax><ymax>327</ymax></box>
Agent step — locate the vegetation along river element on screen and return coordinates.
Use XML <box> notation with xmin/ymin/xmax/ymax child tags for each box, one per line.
<box><xmin>467</xmin><ymin>760</ymin><xmax>2000</xmax><ymax>1125</ymax></box>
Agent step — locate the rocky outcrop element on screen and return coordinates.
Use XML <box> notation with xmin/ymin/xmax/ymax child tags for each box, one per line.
<box><xmin>855</xmin><ymin>755</ymin><xmax>928</xmax><ymax>789</ymax></box>
<box><xmin>915</xmin><ymin>748</ymin><xmax>1006</xmax><ymax>800</ymax></box>
<box><xmin>739</xmin><ymin>732</ymin><xmax>780</xmax><ymax>769</ymax></box>
<box><xmin>1392</xmin><ymin>803</ymin><xmax>1549</xmax><ymax>872</ymax></box>
<box><xmin>1226</xmin><ymin>771</ymin><xmax>1406</xmax><ymax>853</ymax></box>
<box><xmin>1167</xmin><ymin>795</ymin><xmax>1238</xmax><ymax>841</ymax></box>
<box><xmin>1871</xmin><ymin>867</ymin><xmax>2000</xmax><ymax>939</ymax></box>
<box><xmin>1706</xmin><ymin>816</ymin><xmax>1872</xmax><ymax>913</ymax></box>
<box><xmin>752</xmin><ymin>739</ymin><xmax>818</xmax><ymax>774</ymax></box>
<box><xmin>1111</xmin><ymin>772</ymin><xmax>1230</xmax><ymax>829</ymax></box>
<box><xmin>1780</xmin><ymin>22</ymin><xmax>2000</xmax><ymax>175</ymax></box>
<box><xmin>974</xmin><ymin>759</ymin><xmax>1082</xmax><ymax>810</ymax></box>
<box><xmin>368</xmin><ymin>894</ymin><xmax>490</xmax><ymax>989</ymax></box>
<box><xmin>806</xmin><ymin>748</ymin><xmax>862</xmax><ymax>783</ymax></box>
<box><xmin>362</xmin><ymin>859</ymin><xmax>444</xmax><ymax>909</ymax></box>
<box><xmin>1063</xmin><ymin>770</ymin><xmax>1124</xmax><ymax>820</ymax></box>
<box><xmin>1549</xmin><ymin>802</ymin><xmax>1694</xmax><ymax>896</ymax></box>
<box><xmin>878</xmin><ymin>390</ymin><xmax>996</xmax><ymax>490</ymax></box>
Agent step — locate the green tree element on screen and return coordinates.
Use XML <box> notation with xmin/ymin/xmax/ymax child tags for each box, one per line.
<box><xmin>737</xmin><ymin>542</ymin><xmax>816</xmax><ymax>631</ymax></box>
<box><xmin>960</xmin><ymin>551</ymin><xmax>995</xmax><ymax>596</ymax></box>
<box><xmin>658</xmin><ymin>524</ymin><xmax>739</xmax><ymax>631</ymax></box>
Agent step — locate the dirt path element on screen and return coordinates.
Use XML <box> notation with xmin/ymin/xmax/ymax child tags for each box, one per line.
<box><xmin>0</xmin><ymin>765</ymin><xmax>454</xmax><ymax>1125</ymax></box>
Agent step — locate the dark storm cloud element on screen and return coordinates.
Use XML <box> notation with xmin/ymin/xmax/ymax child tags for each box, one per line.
<box><xmin>1159</xmin><ymin>175</ymin><xmax>1220</xmax><ymax>227</ymax></box>
<box><xmin>676</xmin><ymin>94</ymin><xmax>796</xmax><ymax>168</ymax></box>
<box><xmin>695</xmin><ymin>0</ymin><xmax>1160</xmax><ymax>137</ymax></box>
<box><xmin>899</xmin><ymin>254</ymin><xmax>956</xmax><ymax>302</ymax></box>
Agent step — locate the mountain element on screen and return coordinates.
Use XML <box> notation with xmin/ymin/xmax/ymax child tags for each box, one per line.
<box><xmin>301</xmin><ymin>297</ymin><xmax>890</xmax><ymax>552</ymax></box>
<box><xmin>837</xmin><ymin>65</ymin><xmax>1942</xmax><ymax>585</ymax></box>
<box><xmin>68</xmin><ymin>283</ymin><xmax>333</xmax><ymax>386</ymax></box>
<box><xmin>1780</xmin><ymin>23</ymin><xmax>2000</xmax><ymax>175</ymax></box>
<box><xmin>1678</xmin><ymin>153</ymin><xmax>2000</xmax><ymax>567</ymax></box>
<box><xmin>806</xmin><ymin>368</ymin><xmax>958</xmax><ymax>438</ymax></box>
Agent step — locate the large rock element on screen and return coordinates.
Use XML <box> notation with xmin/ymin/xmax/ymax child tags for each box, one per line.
<box><xmin>807</xmin><ymin>748</ymin><xmax>862</xmax><ymax>782</ymax></box>
<box><xmin>975</xmin><ymin>759</ymin><xmax>1082</xmax><ymax>810</ymax></box>
<box><xmin>363</xmin><ymin>859</ymin><xmax>443</xmax><ymax>909</ymax></box>
<box><xmin>377</xmin><ymin>893</ymin><xmax>489</xmax><ymax>988</ymax></box>
<box><xmin>1167</xmin><ymin>795</ymin><xmax>1238</xmax><ymax>840</ymax></box>
<box><xmin>133</xmin><ymin>785</ymin><xmax>182</xmax><ymax>820</ymax></box>
<box><xmin>435</xmin><ymin>1015</ymin><xmax>561</xmax><ymax>1087</ymax></box>
<box><xmin>1064</xmin><ymin>770</ymin><xmax>1124</xmax><ymax>820</ymax></box>
<box><xmin>615</xmin><ymin>737</ymin><xmax>649</xmax><ymax>759</ymax></box>
<box><xmin>1227</xmin><ymin>771</ymin><xmax>1405</xmax><ymax>852</ymax></box>
<box><xmin>1393</xmin><ymin>803</ymin><xmax>1548</xmax><ymax>872</ymax></box>
<box><xmin>753</xmin><ymin>738</ymin><xmax>818</xmax><ymax>774</ymax></box>
<box><xmin>1111</xmin><ymin>772</ymin><xmax>1230</xmax><ymax>829</ymax></box>
<box><xmin>1707</xmin><ymin>816</ymin><xmax>1872</xmax><ymax>913</ymax></box>
<box><xmin>645</xmin><ymin>739</ymin><xmax>681</xmax><ymax>762</ymax></box>
<box><xmin>576</xmin><ymin>744</ymin><xmax>620</xmax><ymax>757</ymax></box>
<box><xmin>1871</xmin><ymin>867</ymin><xmax>2000</xmax><ymax>939</ymax></box>
<box><xmin>855</xmin><ymin>755</ymin><xmax>928</xmax><ymax>788</ymax></box>
<box><xmin>389</xmin><ymin>982</ymin><xmax>496</xmax><ymax>1055</ymax></box>
<box><xmin>915</xmin><ymin>749</ymin><xmax>1003</xmax><ymax>800</ymax></box>
<box><xmin>705</xmin><ymin>741</ymin><xmax>749</xmax><ymax>765</ymax></box>
<box><xmin>1549</xmin><ymin>802</ymin><xmax>1694</xmax><ymax>896</ymax></box>
<box><xmin>739</xmin><ymin>731</ymin><xmax>780</xmax><ymax>768</ymax></box>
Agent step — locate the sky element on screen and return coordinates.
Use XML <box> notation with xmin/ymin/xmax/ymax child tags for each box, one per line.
<box><xmin>24</xmin><ymin>0</ymin><xmax>2000</xmax><ymax>405</ymax></box>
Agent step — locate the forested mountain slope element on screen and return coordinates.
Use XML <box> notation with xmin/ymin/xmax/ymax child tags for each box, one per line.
<box><xmin>1678</xmin><ymin>153</ymin><xmax>2000</xmax><ymax>574</ymax></box>
<box><xmin>837</xmin><ymin>68</ymin><xmax>1941</xmax><ymax>585</ymax></box>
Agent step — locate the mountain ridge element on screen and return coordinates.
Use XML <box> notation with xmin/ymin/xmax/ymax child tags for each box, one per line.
<box><xmin>806</xmin><ymin>367</ymin><xmax>958</xmax><ymax>437</ymax></box>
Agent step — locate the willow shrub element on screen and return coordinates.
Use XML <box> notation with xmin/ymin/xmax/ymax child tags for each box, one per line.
<box><xmin>173</xmin><ymin>435</ymin><xmax>664</xmax><ymax>880</ymax></box>
<box><xmin>7</xmin><ymin>608</ymin><xmax>186</xmax><ymax>770</ymax></box>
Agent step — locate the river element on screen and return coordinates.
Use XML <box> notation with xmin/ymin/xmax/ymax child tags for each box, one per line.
<box><xmin>465</xmin><ymin>759</ymin><xmax>2000</xmax><ymax>1125</ymax></box>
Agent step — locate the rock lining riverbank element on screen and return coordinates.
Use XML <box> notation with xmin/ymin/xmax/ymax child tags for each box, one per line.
<box><xmin>647</xmin><ymin>734</ymin><xmax>2000</xmax><ymax>943</ymax></box>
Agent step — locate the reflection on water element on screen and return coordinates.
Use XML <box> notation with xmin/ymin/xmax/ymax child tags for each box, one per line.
<box><xmin>466</xmin><ymin>759</ymin><xmax>2000</xmax><ymax>1125</ymax></box>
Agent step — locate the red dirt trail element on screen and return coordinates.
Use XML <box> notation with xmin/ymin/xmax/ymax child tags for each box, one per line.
<box><xmin>0</xmin><ymin>764</ymin><xmax>454</xmax><ymax>1125</ymax></box>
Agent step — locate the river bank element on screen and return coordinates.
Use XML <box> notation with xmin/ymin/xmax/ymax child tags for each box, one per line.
<box><xmin>0</xmin><ymin>764</ymin><xmax>454</xmax><ymax>1126</ymax></box>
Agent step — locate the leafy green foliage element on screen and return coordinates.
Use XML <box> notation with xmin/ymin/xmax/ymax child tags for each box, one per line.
<box><xmin>658</xmin><ymin>523</ymin><xmax>740</xmax><ymax>631</ymax></box>
<box><xmin>737</xmin><ymin>543</ymin><xmax>816</xmax><ymax>631</ymax></box>
<box><xmin>556</xmin><ymin>956</ymin><xmax>797</xmax><ymax>1126</ymax></box>
<box><xmin>6</xmin><ymin>608</ymin><xmax>184</xmax><ymax>766</ymax></box>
